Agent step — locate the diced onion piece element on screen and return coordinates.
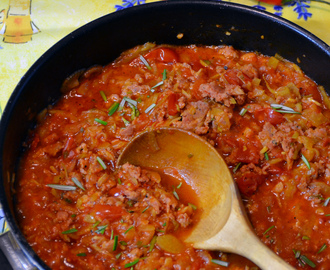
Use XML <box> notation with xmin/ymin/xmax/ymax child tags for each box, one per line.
<box><xmin>260</xmin><ymin>146</ymin><xmax>268</xmax><ymax>154</ymax></box>
<box><xmin>268</xmin><ymin>56</ymin><xmax>279</xmax><ymax>69</ymax></box>
<box><xmin>274</xmin><ymin>53</ymin><xmax>285</xmax><ymax>61</ymax></box>
<box><xmin>156</xmin><ymin>234</ymin><xmax>185</xmax><ymax>254</ymax></box>
<box><xmin>267</xmin><ymin>158</ymin><xmax>282</xmax><ymax>165</ymax></box>
<box><xmin>97</xmin><ymin>173</ymin><xmax>109</xmax><ymax>186</ymax></box>
<box><xmin>252</xmin><ymin>78</ymin><xmax>261</xmax><ymax>86</ymax></box>
<box><xmin>292</xmin><ymin>131</ymin><xmax>299</xmax><ymax>139</ymax></box>
<box><xmin>318</xmin><ymin>86</ymin><xmax>330</xmax><ymax>109</ymax></box>
<box><xmin>307</xmin><ymin>97</ymin><xmax>322</xmax><ymax>107</ymax></box>
<box><xmin>200</xmin><ymin>59</ymin><xmax>211</xmax><ymax>67</ymax></box>
<box><xmin>83</xmin><ymin>215</ymin><xmax>96</xmax><ymax>224</ymax></box>
<box><xmin>181</xmin><ymin>89</ymin><xmax>191</xmax><ymax>99</ymax></box>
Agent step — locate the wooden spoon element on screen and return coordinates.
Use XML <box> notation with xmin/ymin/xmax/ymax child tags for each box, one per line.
<box><xmin>117</xmin><ymin>127</ymin><xmax>295</xmax><ymax>270</ymax></box>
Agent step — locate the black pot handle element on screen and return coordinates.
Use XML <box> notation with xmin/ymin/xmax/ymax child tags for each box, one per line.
<box><xmin>0</xmin><ymin>231</ymin><xmax>38</xmax><ymax>270</ymax></box>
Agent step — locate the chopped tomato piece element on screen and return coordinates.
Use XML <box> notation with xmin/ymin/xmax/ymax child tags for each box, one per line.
<box><xmin>144</xmin><ymin>48</ymin><xmax>179</xmax><ymax>63</ymax></box>
<box><xmin>300</xmin><ymin>84</ymin><xmax>322</xmax><ymax>103</ymax></box>
<box><xmin>92</xmin><ymin>204</ymin><xmax>124</xmax><ymax>221</ymax></box>
<box><xmin>109</xmin><ymin>187</ymin><xmax>123</xmax><ymax>197</ymax></box>
<box><xmin>254</xmin><ymin>108</ymin><xmax>285</xmax><ymax>125</ymax></box>
<box><xmin>168</xmin><ymin>93</ymin><xmax>179</xmax><ymax>116</ymax></box>
<box><xmin>224</xmin><ymin>69</ymin><xmax>241</xmax><ymax>85</ymax></box>
<box><xmin>236</xmin><ymin>146</ymin><xmax>260</xmax><ymax>164</ymax></box>
<box><xmin>266</xmin><ymin>164</ymin><xmax>285</xmax><ymax>174</ymax></box>
<box><xmin>224</xmin><ymin>69</ymin><xmax>251</xmax><ymax>87</ymax></box>
<box><xmin>225</xmin><ymin>138</ymin><xmax>261</xmax><ymax>164</ymax></box>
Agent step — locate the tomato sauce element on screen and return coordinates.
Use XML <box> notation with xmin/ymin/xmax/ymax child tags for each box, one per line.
<box><xmin>16</xmin><ymin>43</ymin><xmax>330</xmax><ymax>269</ymax></box>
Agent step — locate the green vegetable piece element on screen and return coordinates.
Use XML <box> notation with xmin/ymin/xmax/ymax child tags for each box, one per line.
<box><xmin>112</xmin><ymin>235</ymin><xmax>118</xmax><ymax>251</ymax></box>
<box><xmin>62</xmin><ymin>228</ymin><xmax>78</xmax><ymax>234</ymax></box>
<box><xmin>94</xmin><ymin>118</ymin><xmax>107</xmax><ymax>125</ymax></box>
<box><xmin>108</xmin><ymin>102</ymin><xmax>119</xmax><ymax>116</ymax></box>
<box><xmin>95</xmin><ymin>225</ymin><xmax>108</xmax><ymax>235</ymax></box>
<box><xmin>100</xmin><ymin>91</ymin><xmax>107</xmax><ymax>102</ymax></box>
<box><xmin>96</xmin><ymin>156</ymin><xmax>107</xmax><ymax>170</ymax></box>
<box><xmin>72</xmin><ymin>177</ymin><xmax>85</xmax><ymax>191</ymax></box>
<box><xmin>139</xmin><ymin>55</ymin><xmax>151</xmax><ymax>70</ymax></box>
<box><xmin>211</xmin><ymin>259</ymin><xmax>229</xmax><ymax>267</ymax></box>
<box><xmin>124</xmin><ymin>226</ymin><xmax>134</xmax><ymax>234</ymax></box>
<box><xmin>318</xmin><ymin>243</ymin><xmax>327</xmax><ymax>254</ymax></box>
<box><xmin>124</xmin><ymin>259</ymin><xmax>139</xmax><ymax>268</ymax></box>
<box><xmin>300</xmin><ymin>255</ymin><xmax>316</xmax><ymax>268</ymax></box>
<box><xmin>47</xmin><ymin>184</ymin><xmax>76</xmax><ymax>191</ymax></box>
<box><xmin>263</xmin><ymin>225</ymin><xmax>275</xmax><ymax>235</ymax></box>
<box><xmin>301</xmin><ymin>154</ymin><xmax>311</xmax><ymax>169</ymax></box>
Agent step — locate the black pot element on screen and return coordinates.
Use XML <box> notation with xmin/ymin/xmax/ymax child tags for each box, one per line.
<box><xmin>1</xmin><ymin>1</ymin><xmax>329</xmax><ymax>269</ymax></box>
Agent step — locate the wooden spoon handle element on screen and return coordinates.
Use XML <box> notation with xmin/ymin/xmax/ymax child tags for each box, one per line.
<box><xmin>232</xmin><ymin>228</ymin><xmax>296</xmax><ymax>270</ymax></box>
<box><xmin>229</xmin><ymin>193</ymin><xmax>296</xmax><ymax>270</ymax></box>
<box><xmin>195</xmin><ymin>188</ymin><xmax>296</xmax><ymax>270</ymax></box>
<box><xmin>198</xmin><ymin>213</ymin><xmax>296</xmax><ymax>269</ymax></box>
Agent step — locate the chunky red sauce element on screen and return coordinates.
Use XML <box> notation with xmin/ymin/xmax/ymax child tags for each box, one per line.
<box><xmin>16</xmin><ymin>43</ymin><xmax>330</xmax><ymax>269</ymax></box>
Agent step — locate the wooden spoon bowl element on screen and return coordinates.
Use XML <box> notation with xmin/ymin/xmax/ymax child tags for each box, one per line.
<box><xmin>117</xmin><ymin>127</ymin><xmax>295</xmax><ymax>270</ymax></box>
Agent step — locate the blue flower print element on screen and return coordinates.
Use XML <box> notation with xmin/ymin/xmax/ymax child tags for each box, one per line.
<box><xmin>115</xmin><ymin>0</ymin><xmax>146</xmax><ymax>11</ymax></box>
<box><xmin>292</xmin><ymin>1</ymin><xmax>312</xmax><ymax>20</ymax></box>
<box><xmin>273</xmin><ymin>5</ymin><xmax>283</xmax><ymax>16</ymax></box>
<box><xmin>253</xmin><ymin>4</ymin><xmax>267</xmax><ymax>11</ymax></box>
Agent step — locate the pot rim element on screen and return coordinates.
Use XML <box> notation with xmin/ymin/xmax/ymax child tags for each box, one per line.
<box><xmin>0</xmin><ymin>1</ymin><xmax>329</xmax><ymax>269</ymax></box>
